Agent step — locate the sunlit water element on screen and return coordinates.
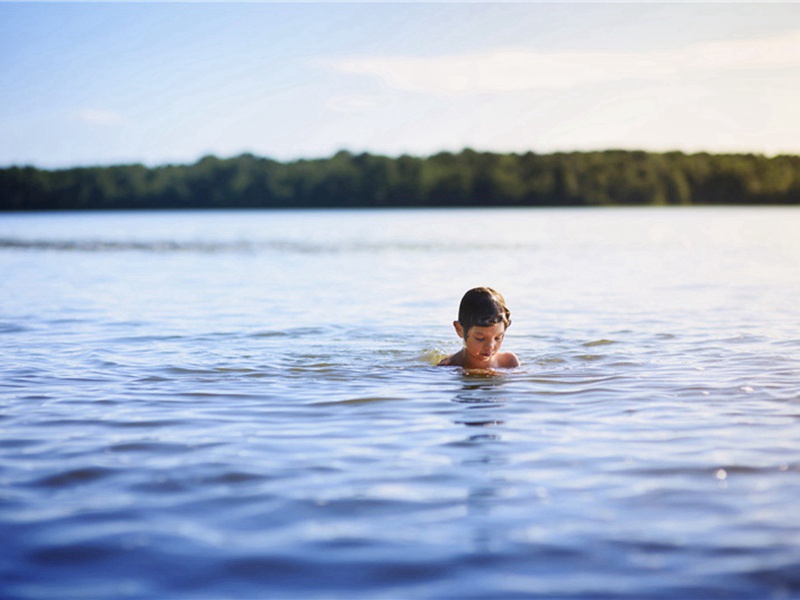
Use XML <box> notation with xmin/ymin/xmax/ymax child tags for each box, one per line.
<box><xmin>1</xmin><ymin>207</ymin><xmax>799</xmax><ymax>599</ymax></box>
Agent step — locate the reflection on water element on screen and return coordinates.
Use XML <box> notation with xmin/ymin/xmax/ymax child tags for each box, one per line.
<box><xmin>1</xmin><ymin>208</ymin><xmax>800</xmax><ymax>599</ymax></box>
<box><xmin>453</xmin><ymin>374</ymin><xmax>509</xmax><ymax>434</ymax></box>
<box><xmin>451</xmin><ymin>376</ymin><xmax>513</xmax><ymax>557</ymax></box>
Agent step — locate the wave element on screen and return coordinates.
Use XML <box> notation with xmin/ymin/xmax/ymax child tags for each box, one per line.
<box><xmin>0</xmin><ymin>237</ymin><xmax>523</xmax><ymax>254</ymax></box>
<box><xmin>0</xmin><ymin>238</ymin><xmax>261</xmax><ymax>254</ymax></box>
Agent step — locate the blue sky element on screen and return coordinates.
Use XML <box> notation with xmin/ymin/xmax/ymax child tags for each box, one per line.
<box><xmin>2</xmin><ymin>2</ymin><xmax>800</xmax><ymax>169</ymax></box>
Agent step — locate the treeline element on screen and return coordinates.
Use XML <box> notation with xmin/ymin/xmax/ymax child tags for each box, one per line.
<box><xmin>2</xmin><ymin>149</ymin><xmax>799</xmax><ymax>211</ymax></box>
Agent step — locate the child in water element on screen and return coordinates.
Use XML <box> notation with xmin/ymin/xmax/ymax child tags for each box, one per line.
<box><xmin>439</xmin><ymin>287</ymin><xmax>520</xmax><ymax>369</ymax></box>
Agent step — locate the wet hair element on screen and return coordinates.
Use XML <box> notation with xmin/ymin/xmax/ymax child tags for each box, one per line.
<box><xmin>458</xmin><ymin>287</ymin><xmax>512</xmax><ymax>335</ymax></box>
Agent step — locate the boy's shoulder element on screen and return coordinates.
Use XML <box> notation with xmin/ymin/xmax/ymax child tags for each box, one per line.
<box><xmin>438</xmin><ymin>350</ymin><xmax>465</xmax><ymax>367</ymax></box>
<box><xmin>496</xmin><ymin>352</ymin><xmax>520</xmax><ymax>368</ymax></box>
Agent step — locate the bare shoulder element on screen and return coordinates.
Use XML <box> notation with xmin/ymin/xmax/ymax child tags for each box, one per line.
<box><xmin>438</xmin><ymin>350</ymin><xmax>465</xmax><ymax>367</ymax></box>
<box><xmin>497</xmin><ymin>352</ymin><xmax>521</xmax><ymax>368</ymax></box>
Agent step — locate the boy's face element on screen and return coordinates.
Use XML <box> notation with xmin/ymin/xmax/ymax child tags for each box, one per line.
<box><xmin>454</xmin><ymin>321</ymin><xmax>507</xmax><ymax>367</ymax></box>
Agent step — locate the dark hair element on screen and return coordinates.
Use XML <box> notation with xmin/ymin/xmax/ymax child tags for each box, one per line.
<box><xmin>458</xmin><ymin>287</ymin><xmax>512</xmax><ymax>334</ymax></box>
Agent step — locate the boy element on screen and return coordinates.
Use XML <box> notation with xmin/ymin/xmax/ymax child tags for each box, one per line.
<box><xmin>439</xmin><ymin>287</ymin><xmax>520</xmax><ymax>369</ymax></box>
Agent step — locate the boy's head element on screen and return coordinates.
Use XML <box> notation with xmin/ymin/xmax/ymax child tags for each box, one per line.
<box><xmin>456</xmin><ymin>287</ymin><xmax>511</xmax><ymax>337</ymax></box>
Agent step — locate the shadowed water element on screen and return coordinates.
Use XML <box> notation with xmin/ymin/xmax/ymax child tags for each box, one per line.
<box><xmin>1</xmin><ymin>208</ymin><xmax>799</xmax><ymax>599</ymax></box>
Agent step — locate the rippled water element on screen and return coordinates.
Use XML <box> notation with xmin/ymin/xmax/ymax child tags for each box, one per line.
<box><xmin>2</xmin><ymin>208</ymin><xmax>800</xmax><ymax>599</ymax></box>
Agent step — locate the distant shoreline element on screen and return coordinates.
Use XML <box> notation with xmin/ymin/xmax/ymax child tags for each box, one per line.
<box><xmin>2</xmin><ymin>149</ymin><xmax>799</xmax><ymax>211</ymax></box>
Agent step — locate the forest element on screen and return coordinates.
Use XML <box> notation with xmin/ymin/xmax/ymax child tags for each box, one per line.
<box><xmin>1</xmin><ymin>148</ymin><xmax>799</xmax><ymax>211</ymax></box>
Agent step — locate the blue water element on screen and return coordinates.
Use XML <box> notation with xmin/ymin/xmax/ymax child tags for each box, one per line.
<box><xmin>1</xmin><ymin>208</ymin><xmax>800</xmax><ymax>599</ymax></box>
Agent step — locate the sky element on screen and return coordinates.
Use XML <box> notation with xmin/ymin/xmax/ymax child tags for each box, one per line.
<box><xmin>2</xmin><ymin>1</ymin><xmax>800</xmax><ymax>169</ymax></box>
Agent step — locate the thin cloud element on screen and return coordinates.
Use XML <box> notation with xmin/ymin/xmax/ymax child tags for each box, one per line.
<box><xmin>324</xmin><ymin>93</ymin><xmax>390</xmax><ymax>114</ymax></box>
<box><xmin>74</xmin><ymin>109</ymin><xmax>125</xmax><ymax>125</ymax></box>
<box><xmin>324</xmin><ymin>29</ymin><xmax>800</xmax><ymax>94</ymax></box>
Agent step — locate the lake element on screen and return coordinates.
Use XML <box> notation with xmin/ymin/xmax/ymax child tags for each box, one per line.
<box><xmin>1</xmin><ymin>207</ymin><xmax>799</xmax><ymax>599</ymax></box>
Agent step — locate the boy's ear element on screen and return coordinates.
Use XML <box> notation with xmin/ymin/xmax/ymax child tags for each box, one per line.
<box><xmin>453</xmin><ymin>321</ymin><xmax>464</xmax><ymax>339</ymax></box>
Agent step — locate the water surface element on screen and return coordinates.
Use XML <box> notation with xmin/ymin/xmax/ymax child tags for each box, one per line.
<box><xmin>1</xmin><ymin>208</ymin><xmax>799</xmax><ymax>599</ymax></box>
